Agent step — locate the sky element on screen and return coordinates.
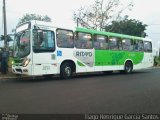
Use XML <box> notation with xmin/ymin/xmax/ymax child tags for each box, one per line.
<box><xmin>0</xmin><ymin>0</ymin><xmax>160</xmax><ymax>52</ymax></box>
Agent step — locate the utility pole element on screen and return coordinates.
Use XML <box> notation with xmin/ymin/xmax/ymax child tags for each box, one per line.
<box><xmin>3</xmin><ymin>0</ymin><xmax>7</xmax><ymax>48</ymax></box>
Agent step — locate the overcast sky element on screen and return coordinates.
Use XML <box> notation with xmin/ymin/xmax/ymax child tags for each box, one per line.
<box><xmin>0</xmin><ymin>0</ymin><xmax>160</xmax><ymax>49</ymax></box>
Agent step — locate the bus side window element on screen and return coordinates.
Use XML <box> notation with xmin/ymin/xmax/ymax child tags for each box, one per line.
<box><xmin>122</xmin><ymin>39</ymin><xmax>133</xmax><ymax>51</ymax></box>
<box><xmin>118</xmin><ymin>39</ymin><xmax>123</xmax><ymax>50</ymax></box>
<box><xmin>138</xmin><ymin>40</ymin><xmax>144</xmax><ymax>51</ymax></box>
<box><xmin>75</xmin><ymin>32</ymin><xmax>92</xmax><ymax>49</ymax></box>
<box><xmin>32</xmin><ymin>30</ymin><xmax>55</xmax><ymax>53</ymax></box>
<box><xmin>133</xmin><ymin>40</ymin><xmax>138</xmax><ymax>51</ymax></box>
<box><xmin>133</xmin><ymin>40</ymin><xmax>143</xmax><ymax>51</ymax></box>
<box><xmin>56</xmin><ymin>29</ymin><xmax>74</xmax><ymax>48</ymax></box>
<box><xmin>109</xmin><ymin>37</ymin><xmax>119</xmax><ymax>50</ymax></box>
<box><xmin>93</xmin><ymin>34</ymin><xmax>108</xmax><ymax>50</ymax></box>
<box><xmin>144</xmin><ymin>41</ymin><xmax>152</xmax><ymax>52</ymax></box>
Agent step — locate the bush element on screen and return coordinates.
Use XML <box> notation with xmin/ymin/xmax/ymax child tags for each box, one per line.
<box><xmin>154</xmin><ymin>56</ymin><xmax>160</xmax><ymax>66</ymax></box>
<box><xmin>8</xmin><ymin>57</ymin><xmax>13</xmax><ymax>68</ymax></box>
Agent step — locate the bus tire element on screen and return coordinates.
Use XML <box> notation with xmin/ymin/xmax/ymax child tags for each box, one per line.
<box><xmin>60</xmin><ymin>62</ymin><xmax>73</xmax><ymax>79</ymax></box>
<box><xmin>123</xmin><ymin>61</ymin><xmax>133</xmax><ymax>74</ymax></box>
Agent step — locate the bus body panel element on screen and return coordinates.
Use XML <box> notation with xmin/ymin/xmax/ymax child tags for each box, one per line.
<box><xmin>32</xmin><ymin>52</ymin><xmax>58</xmax><ymax>75</ymax></box>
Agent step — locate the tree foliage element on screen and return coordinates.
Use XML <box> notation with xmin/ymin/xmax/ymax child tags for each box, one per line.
<box><xmin>73</xmin><ymin>0</ymin><xmax>133</xmax><ymax>31</ymax></box>
<box><xmin>17</xmin><ymin>13</ymin><xmax>51</xmax><ymax>26</ymax></box>
<box><xmin>0</xmin><ymin>35</ymin><xmax>13</xmax><ymax>42</ymax></box>
<box><xmin>105</xmin><ymin>16</ymin><xmax>148</xmax><ymax>37</ymax></box>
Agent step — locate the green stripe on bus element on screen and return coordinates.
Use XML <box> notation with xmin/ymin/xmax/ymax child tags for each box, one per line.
<box><xmin>77</xmin><ymin>61</ymin><xmax>85</xmax><ymax>66</ymax></box>
<box><xmin>95</xmin><ymin>50</ymin><xmax>144</xmax><ymax>66</ymax></box>
<box><xmin>76</xmin><ymin>27</ymin><xmax>144</xmax><ymax>40</ymax></box>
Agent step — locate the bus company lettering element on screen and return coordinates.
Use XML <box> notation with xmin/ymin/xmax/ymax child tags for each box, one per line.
<box><xmin>76</xmin><ymin>51</ymin><xmax>92</xmax><ymax>57</ymax></box>
<box><xmin>73</xmin><ymin>50</ymin><xmax>94</xmax><ymax>67</ymax></box>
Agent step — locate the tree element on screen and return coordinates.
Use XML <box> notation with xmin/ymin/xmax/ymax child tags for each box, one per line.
<box><xmin>73</xmin><ymin>0</ymin><xmax>133</xmax><ymax>31</ymax></box>
<box><xmin>0</xmin><ymin>35</ymin><xmax>13</xmax><ymax>42</ymax></box>
<box><xmin>105</xmin><ymin>16</ymin><xmax>148</xmax><ymax>37</ymax></box>
<box><xmin>17</xmin><ymin>13</ymin><xmax>52</xmax><ymax>26</ymax></box>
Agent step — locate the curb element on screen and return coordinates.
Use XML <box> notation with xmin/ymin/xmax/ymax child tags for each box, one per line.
<box><xmin>0</xmin><ymin>75</ymin><xmax>18</xmax><ymax>80</ymax></box>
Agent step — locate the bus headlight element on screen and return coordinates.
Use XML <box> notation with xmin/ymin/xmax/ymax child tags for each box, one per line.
<box><xmin>12</xmin><ymin>60</ymin><xmax>15</xmax><ymax>65</ymax></box>
<box><xmin>23</xmin><ymin>58</ymin><xmax>31</xmax><ymax>67</ymax></box>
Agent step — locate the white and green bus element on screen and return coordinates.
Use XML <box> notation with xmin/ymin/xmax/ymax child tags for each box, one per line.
<box><xmin>12</xmin><ymin>20</ymin><xmax>153</xmax><ymax>79</ymax></box>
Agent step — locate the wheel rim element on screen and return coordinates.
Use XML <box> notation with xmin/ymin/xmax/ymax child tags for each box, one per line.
<box><xmin>65</xmin><ymin>66</ymin><xmax>71</xmax><ymax>77</ymax></box>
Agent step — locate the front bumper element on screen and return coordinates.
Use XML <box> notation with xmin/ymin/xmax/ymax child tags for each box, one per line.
<box><xmin>12</xmin><ymin>65</ymin><xmax>31</xmax><ymax>75</ymax></box>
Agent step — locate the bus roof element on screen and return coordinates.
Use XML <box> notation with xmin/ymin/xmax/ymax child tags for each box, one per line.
<box><xmin>31</xmin><ymin>20</ymin><xmax>75</xmax><ymax>30</ymax></box>
<box><xmin>17</xmin><ymin>20</ymin><xmax>75</xmax><ymax>31</ymax></box>
<box><xmin>16</xmin><ymin>20</ymin><xmax>152</xmax><ymax>42</ymax></box>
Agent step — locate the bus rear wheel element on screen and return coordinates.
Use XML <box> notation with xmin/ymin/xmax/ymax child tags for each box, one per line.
<box><xmin>60</xmin><ymin>62</ymin><xmax>73</xmax><ymax>79</ymax></box>
<box><xmin>120</xmin><ymin>61</ymin><xmax>133</xmax><ymax>74</ymax></box>
<box><xmin>124</xmin><ymin>61</ymin><xmax>133</xmax><ymax>74</ymax></box>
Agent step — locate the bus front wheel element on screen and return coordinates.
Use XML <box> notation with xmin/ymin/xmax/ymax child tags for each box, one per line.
<box><xmin>60</xmin><ymin>62</ymin><xmax>73</xmax><ymax>79</ymax></box>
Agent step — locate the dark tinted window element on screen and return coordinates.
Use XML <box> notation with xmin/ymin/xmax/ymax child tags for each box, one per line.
<box><xmin>94</xmin><ymin>35</ymin><xmax>109</xmax><ymax>50</ymax></box>
<box><xmin>133</xmin><ymin>40</ymin><xmax>144</xmax><ymax>51</ymax></box>
<box><xmin>56</xmin><ymin>29</ymin><xmax>74</xmax><ymax>48</ymax></box>
<box><xmin>144</xmin><ymin>41</ymin><xmax>152</xmax><ymax>52</ymax></box>
<box><xmin>122</xmin><ymin>39</ymin><xmax>133</xmax><ymax>51</ymax></box>
<box><xmin>109</xmin><ymin>37</ymin><xmax>121</xmax><ymax>50</ymax></box>
<box><xmin>75</xmin><ymin>32</ymin><xmax>92</xmax><ymax>49</ymax></box>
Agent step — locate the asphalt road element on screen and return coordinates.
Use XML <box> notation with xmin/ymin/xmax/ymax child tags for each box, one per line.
<box><xmin>0</xmin><ymin>68</ymin><xmax>160</xmax><ymax>114</ymax></box>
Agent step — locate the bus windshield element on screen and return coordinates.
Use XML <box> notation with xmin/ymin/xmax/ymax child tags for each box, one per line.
<box><xmin>14</xmin><ymin>30</ymin><xmax>30</xmax><ymax>58</ymax></box>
